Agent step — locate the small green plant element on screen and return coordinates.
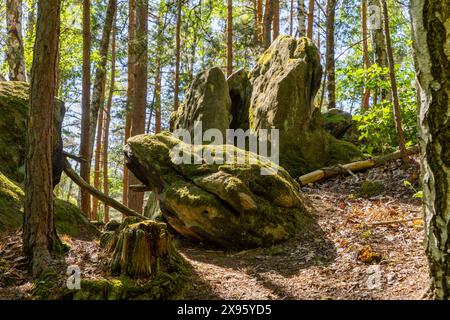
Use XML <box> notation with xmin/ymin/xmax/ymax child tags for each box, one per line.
<box><xmin>403</xmin><ymin>180</ymin><xmax>423</xmax><ymax>199</ymax></box>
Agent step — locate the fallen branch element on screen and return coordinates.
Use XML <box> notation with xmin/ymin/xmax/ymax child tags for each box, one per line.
<box><xmin>363</xmin><ymin>217</ymin><xmax>422</xmax><ymax>227</ymax></box>
<box><xmin>63</xmin><ymin>151</ymin><xmax>87</xmax><ymax>163</ymax></box>
<box><xmin>62</xmin><ymin>158</ymin><xmax>147</xmax><ymax>221</ymax></box>
<box><xmin>299</xmin><ymin>146</ymin><xmax>419</xmax><ymax>186</ymax></box>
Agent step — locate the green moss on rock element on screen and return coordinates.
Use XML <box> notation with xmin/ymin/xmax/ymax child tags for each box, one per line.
<box><xmin>358</xmin><ymin>180</ymin><xmax>385</xmax><ymax>198</ymax></box>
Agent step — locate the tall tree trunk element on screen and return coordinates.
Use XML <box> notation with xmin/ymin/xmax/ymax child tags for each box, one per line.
<box><xmin>325</xmin><ymin>0</ymin><xmax>336</xmax><ymax>110</ymax></box>
<box><xmin>227</xmin><ymin>0</ymin><xmax>233</xmax><ymax>76</ymax></box>
<box><xmin>263</xmin><ymin>0</ymin><xmax>274</xmax><ymax>48</ymax></box>
<box><xmin>103</xmin><ymin>16</ymin><xmax>117</xmax><ymax>224</ymax></box>
<box><xmin>89</xmin><ymin>0</ymin><xmax>117</xmax><ymax>161</ymax></box>
<box><xmin>174</xmin><ymin>0</ymin><xmax>182</xmax><ymax>111</ymax></box>
<box><xmin>79</xmin><ymin>0</ymin><xmax>92</xmax><ymax>217</ymax></box>
<box><xmin>361</xmin><ymin>0</ymin><xmax>371</xmax><ymax>111</ymax></box>
<box><xmin>306</xmin><ymin>0</ymin><xmax>314</xmax><ymax>39</ymax></box>
<box><xmin>256</xmin><ymin>0</ymin><xmax>263</xmax><ymax>45</ymax></box>
<box><xmin>381</xmin><ymin>0</ymin><xmax>408</xmax><ymax>162</ymax></box>
<box><xmin>6</xmin><ymin>0</ymin><xmax>26</xmax><ymax>81</ymax></box>
<box><xmin>91</xmin><ymin>94</ymin><xmax>105</xmax><ymax>220</ymax></box>
<box><xmin>123</xmin><ymin>0</ymin><xmax>136</xmax><ymax>208</ymax></box>
<box><xmin>411</xmin><ymin>0</ymin><xmax>450</xmax><ymax>299</ymax></box>
<box><xmin>23</xmin><ymin>0</ymin><xmax>62</xmax><ymax>277</ymax></box>
<box><xmin>154</xmin><ymin>0</ymin><xmax>163</xmax><ymax>133</ymax></box>
<box><xmin>297</xmin><ymin>0</ymin><xmax>306</xmax><ymax>37</ymax></box>
<box><xmin>290</xmin><ymin>0</ymin><xmax>294</xmax><ymax>35</ymax></box>
<box><xmin>273</xmin><ymin>0</ymin><xmax>280</xmax><ymax>40</ymax></box>
<box><xmin>369</xmin><ymin>0</ymin><xmax>388</xmax><ymax>101</ymax></box>
<box><xmin>128</xmin><ymin>0</ymin><xmax>148</xmax><ymax>214</ymax></box>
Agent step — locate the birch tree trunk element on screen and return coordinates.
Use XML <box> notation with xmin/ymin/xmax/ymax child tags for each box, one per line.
<box><xmin>263</xmin><ymin>0</ymin><xmax>274</xmax><ymax>49</ymax></box>
<box><xmin>297</xmin><ymin>0</ymin><xmax>306</xmax><ymax>37</ymax></box>
<box><xmin>6</xmin><ymin>0</ymin><xmax>26</xmax><ymax>81</ymax></box>
<box><xmin>411</xmin><ymin>0</ymin><xmax>450</xmax><ymax>299</ymax></box>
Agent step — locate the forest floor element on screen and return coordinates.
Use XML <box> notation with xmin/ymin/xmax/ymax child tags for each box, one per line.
<box><xmin>0</xmin><ymin>156</ymin><xmax>429</xmax><ymax>300</ymax></box>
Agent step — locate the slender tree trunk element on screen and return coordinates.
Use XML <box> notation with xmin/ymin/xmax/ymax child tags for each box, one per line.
<box><xmin>6</xmin><ymin>0</ymin><xmax>26</xmax><ymax>81</ymax></box>
<box><xmin>273</xmin><ymin>0</ymin><xmax>280</xmax><ymax>40</ymax></box>
<box><xmin>369</xmin><ymin>0</ymin><xmax>388</xmax><ymax>101</ymax></box>
<box><xmin>290</xmin><ymin>0</ymin><xmax>294</xmax><ymax>35</ymax></box>
<box><xmin>263</xmin><ymin>0</ymin><xmax>274</xmax><ymax>48</ymax></box>
<box><xmin>123</xmin><ymin>0</ymin><xmax>136</xmax><ymax>208</ymax></box>
<box><xmin>361</xmin><ymin>0</ymin><xmax>371</xmax><ymax>111</ymax></box>
<box><xmin>256</xmin><ymin>0</ymin><xmax>263</xmax><ymax>45</ymax></box>
<box><xmin>227</xmin><ymin>0</ymin><xmax>233</xmax><ymax>76</ymax></box>
<box><xmin>103</xmin><ymin>16</ymin><xmax>117</xmax><ymax>224</ymax></box>
<box><xmin>174</xmin><ymin>0</ymin><xmax>182</xmax><ymax>111</ymax></box>
<box><xmin>325</xmin><ymin>0</ymin><xmax>336</xmax><ymax>110</ymax></box>
<box><xmin>154</xmin><ymin>1</ymin><xmax>163</xmax><ymax>133</ymax></box>
<box><xmin>411</xmin><ymin>0</ymin><xmax>450</xmax><ymax>300</ymax></box>
<box><xmin>89</xmin><ymin>0</ymin><xmax>117</xmax><ymax>160</ymax></box>
<box><xmin>23</xmin><ymin>0</ymin><xmax>62</xmax><ymax>277</ymax></box>
<box><xmin>297</xmin><ymin>0</ymin><xmax>306</xmax><ymax>37</ymax></box>
<box><xmin>381</xmin><ymin>0</ymin><xmax>408</xmax><ymax>162</ymax></box>
<box><xmin>306</xmin><ymin>0</ymin><xmax>314</xmax><ymax>39</ymax></box>
<box><xmin>128</xmin><ymin>0</ymin><xmax>148</xmax><ymax>214</ymax></box>
<box><xmin>80</xmin><ymin>0</ymin><xmax>92</xmax><ymax>217</ymax></box>
<box><xmin>92</xmin><ymin>97</ymin><xmax>105</xmax><ymax>220</ymax></box>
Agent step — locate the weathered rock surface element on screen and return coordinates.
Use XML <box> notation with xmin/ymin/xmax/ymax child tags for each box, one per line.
<box><xmin>0</xmin><ymin>81</ymin><xmax>65</xmax><ymax>184</ymax></box>
<box><xmin>124</xmin><ymin>133</ymin><xmax>311</xmax><ymax>249</ymax></box>
<box><xmin>323</xmin><ymin>108</ymin><xmax>359</xmax><ymax>143</ymax></box>
<box><xmin>0</xmin><ymin>170</ymin><xmax>100</xmax><ymax>238</ymax></box>
<box><xmin>170</xmin><ymin>37</ymin><xmax>360</xmax><ymax>177</ymax></box>
<box><xmin>171</xmin><ymin>67</ymin><xmax>232</xmax><ymax>137</ymax></box>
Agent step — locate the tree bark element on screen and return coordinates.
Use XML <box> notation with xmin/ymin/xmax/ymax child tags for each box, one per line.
<box><xmin>297</xmin><ymin>0</ymin><xmax>306</xmax><ymax>37</ymax></box>
<box><xmin>89</xmin><ymin>0</ymin><xmax>117</xmax><ymax>159</ymax></box>
<box><xmin>227</xmin><ymin>0</ymin><xmax>233</xmax><ymax>77</ymax></box>
<box><xmin>123</xmin><ymin>0</ymin><xmax>136</xmax><ymax>208</ymax></box>
<box><xmin>154</xmin><ymin>2</ymin><xmax>163</xmax><ymax>134</ymax></box>
<box><xmin>411</xmin><ymin>0</ymin><xmax>450</xmax><ymax>299</ymax></box>
<box><xmin>102</xmin><ymin>17</ymin><xmax>117</xmax><ymax>224</ymax></box>
<box><xmin>80</xmin><ymin>0</ymin><xmax>92</xmax><ymax>217</ymax></box>
<box><xmin>263</xmin><ymin>0</ymin><xmax>274</xmax><ymax>49</ymax></box>
<box><xmin>361</xmin><ymin>0</ymin><xmax>371</xmax><ymax>111</ymax></box>
<box><xmin>256</xmin><ymin>0</ymin><xmax>263</xmax><ymax>46</ymax></box>
<box><xmin>6</xmin><ymin>0</ymin><xmax>26</xmax><ymax>81</ymax></box>
<box><xmin>128</xmin><ymin>0</ymin><xmax>148</xmax><ymax>214</ymax></box>
<box><xmin>174</xmin><ymin>0</ymin><xmax>182</xmax><ymax>112</ymax></box>
<box><xmin>272</xmin><ymin>0</ymin><xmax>280</xmax><ymax>41</ymax></box>
<box><xmin>92</xmin><ymin>97</ymin><xmax>105</xmax><ymax>220</ymax></box>
<box><xmin>23</xmin><ymin>0</ymin><xmax>62</xmax><ymax>277</ymax></box>
<box><xmin>380</xmin><ymin>0</ymin><xmax>408</xmax><ymax>162</ymax></box>
<box><xmin>306</xmin><ymin>0</ymin><xmax>314</xmax><ymax>39</ymax></box>
<box><xmin>290</xmin><ymin>0</ymin><xmax>294</xmax><ymax>36</ymax></box>
<box><xmin>325</xmin><ymin>0</ymin><xmax>336</xmax><ymax>110</ymax></box>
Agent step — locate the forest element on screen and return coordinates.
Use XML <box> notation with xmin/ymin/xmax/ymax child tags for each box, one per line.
<box><xmin>0</xmin><ymin>0</ymin><xmax>448</xmax><ymax>302</ymax></box>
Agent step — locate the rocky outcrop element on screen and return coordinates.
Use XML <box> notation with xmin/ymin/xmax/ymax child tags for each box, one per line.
<box><xmin>171</xmin><ymin>67</ymin><xmax>232</xmax><ymax>137</ymax></box>
<box><xmin>0</xmin><ymin>81</ymin><xmax>65</xmax><ymax>185</ymax></box>
<box><xmin>124</xmin><ymin>133</ymin><xmax>310</xmax><ymax>249</ymax></box>
<box><xmin>170</xmin><ymin>37</ymin><xmax>360</xmax><ymax>177</ymax></box>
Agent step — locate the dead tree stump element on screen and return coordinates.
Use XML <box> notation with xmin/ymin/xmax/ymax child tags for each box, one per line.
<box><xmin>110</xmin><ymin>218</ymin><xmax>177</xmax><ymax>278</ymax></box>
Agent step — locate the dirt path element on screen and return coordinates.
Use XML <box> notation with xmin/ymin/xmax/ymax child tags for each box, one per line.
<box><xmin>180</xmin><ymin>158</ymin><xmax>429</xmax><ymax>300</ymax></box>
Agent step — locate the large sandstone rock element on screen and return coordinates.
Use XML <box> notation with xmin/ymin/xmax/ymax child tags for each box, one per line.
<box><xmin>124</xmin><ymin>132</ymin><xmax>310</xmax><ymax>249</ymax></box>
<box><xmin>171</xmin><ymin>67</ymin><xmax>232</xmax><ymax>137</ymax></box>
<box><xmin>170</xmin><ymin>37</ymin><xmax>360</xmax><ymax>177</ymax></box>
<box><xmin>0</xmin><ymin>81</ymin><xmax>65</xmax><ymax>184</ymax></box>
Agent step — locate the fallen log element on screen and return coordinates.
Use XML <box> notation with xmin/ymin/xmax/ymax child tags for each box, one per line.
<box><xmin>299</xmin><ymin>146</ymin><xmax>419</xmax><ymax>186</ymax></box>
<box><xmin>62</xmin><ymin>158</ymin><xmax>147</xmax><ymax>221</ymax></box>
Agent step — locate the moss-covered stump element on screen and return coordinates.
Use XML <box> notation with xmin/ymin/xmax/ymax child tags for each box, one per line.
<box><xmin>124</xmin><ymin>132</ymin><xmax>310</xmax><ymax>249</ymax></box>
<box><xmin>110</xmin><ymin>219</ymin><xmax>183</xmax><ymax>278</ymax></box>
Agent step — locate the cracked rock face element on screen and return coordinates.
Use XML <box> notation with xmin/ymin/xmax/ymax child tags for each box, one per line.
<box><xmin>124</xmin><ymin>132</ymin><xmax>311</xmax><ymax>249</ymax></box>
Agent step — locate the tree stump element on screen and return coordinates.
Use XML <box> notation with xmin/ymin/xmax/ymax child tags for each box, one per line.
<box><xmin>110</xmin><ymin>218</ymin><xmax>178</xmax><ymax>278</ymax></box>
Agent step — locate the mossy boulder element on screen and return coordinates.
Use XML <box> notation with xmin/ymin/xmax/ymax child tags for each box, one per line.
<box><xmin>124</xmin><ymin>132</ymin><xmax>310</xmax><ymax>249</ymax></box>
<box><xmin>0</xmin><ymin>81</ymin><xmax>65</xmax><ymax>184</ymax></box>
<box><xmin>171</xmin><ymin>67</ymin><xmax>232</xmax><ymax>137</ymax></box>
<box><xmin>323</xmin><ymin>108</ymin><xmax>359</xmax><ymax>143</ymax></box>
<box><xmin>0</xmin><ymin>170</ymin><xmax>99</xmax><ymax>238</ymax></box>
